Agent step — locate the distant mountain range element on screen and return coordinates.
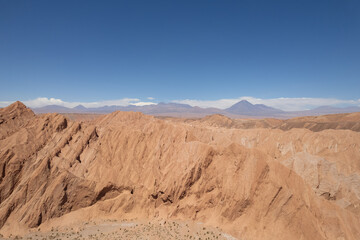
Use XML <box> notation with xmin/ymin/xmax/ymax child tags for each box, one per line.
<box><xmin>31</xmin><ymin>100</ymin><xmax>360</xmax><ymax>118</ymax></box>
<box><xmin>226</xmin><ymin>100</ymin><xmax>285</xmax><ymax>116</ymax></box>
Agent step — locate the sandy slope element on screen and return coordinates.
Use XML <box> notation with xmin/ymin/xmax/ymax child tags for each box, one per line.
<box><xmin>1</xmin><ymin>102</ymin><xmax>360</xmax><ymax>239</ymax></box>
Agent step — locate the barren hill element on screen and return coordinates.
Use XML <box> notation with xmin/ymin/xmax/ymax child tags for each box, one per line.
<box><xmin>191</xmin><ymin>112</ymin><xmax>360</xmax><ymax>132</ymax></box>
<box><xmin>1</xmin><ymin>102</ymin><xmax>360</xmax><ymax>239</ymax></box>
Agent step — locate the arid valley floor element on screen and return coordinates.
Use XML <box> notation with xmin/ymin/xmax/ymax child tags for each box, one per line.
<box><xmin>1</xmin><ymin>102</ymin><xmax>360</xmax><ymax>240</ymax></box>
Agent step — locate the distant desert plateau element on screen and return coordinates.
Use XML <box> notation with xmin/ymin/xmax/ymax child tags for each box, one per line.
<box><xmin>1</xmin><ymin>101</ymin><xmax>360</xmax><ymax>239</ymax></box>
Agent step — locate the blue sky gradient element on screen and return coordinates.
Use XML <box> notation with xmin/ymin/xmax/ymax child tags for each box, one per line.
<box><xmin>1</xmin><ymin>0</ymin><xmax>359</xmax><ymax>108</ymax></box>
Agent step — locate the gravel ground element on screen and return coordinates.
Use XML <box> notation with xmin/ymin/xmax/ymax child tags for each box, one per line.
<box><xmin>1</xmin><ymin>219</ymin><xmax>238</xmax><ymax>240</ymax></box>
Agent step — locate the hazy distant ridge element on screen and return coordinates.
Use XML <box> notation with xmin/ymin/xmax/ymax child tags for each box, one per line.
<box><xmin>32</xmin><ymin>100</ymin><xmax>360</xmax><ymax>118</ymax></box>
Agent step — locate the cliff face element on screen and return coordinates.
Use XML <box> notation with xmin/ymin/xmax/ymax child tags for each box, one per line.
<box><xmin>1</xmin><ymin>102</ymin><xmax>360</xmax><ymax>240</ymax></box>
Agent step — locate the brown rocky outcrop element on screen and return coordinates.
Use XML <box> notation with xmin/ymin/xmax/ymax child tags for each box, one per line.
<box><xmin>1</xmin><ymin>102</ymin><xmax>360</xmax><ymax>239</ymax></box>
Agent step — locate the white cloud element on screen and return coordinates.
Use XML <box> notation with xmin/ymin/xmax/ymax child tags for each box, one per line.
<box><xmin>0</xmin><ymin>101</ymin><xmax>12</xmax><ymax>107</ymax></box>
<box><xmin>0</xmin><ymin>97</ymin><xmax>153</xmax><ymax>108</ymax></box>
<box><xmin>131</xmin><ymin>101</ymin><xmax>156</xmax><ymax>106</ymax></box>
<box><xmin>24</xmin><ymin>97</ymin><xmax>67</xmax><ymax>108</ymax></box>
<box><xmin>79</xmin><ymin>98</ymin><xmax>141</xmax><ymax>108</ymax></box>
<box><xmin>147</xmin><ymin>97</ymin><xmax>155</xmax><ymax>100</ymax></box>
<box><xmin>172</xmin><ymin>97</ymin><xmax>360</xmax><ymax>111</ymax></box>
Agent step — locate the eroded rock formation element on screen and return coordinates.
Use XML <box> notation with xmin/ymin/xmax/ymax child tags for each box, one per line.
<box><xmin>1</xmin><ymin>102</ymin><xmax>360</xmax><ymax>239</ymax></box>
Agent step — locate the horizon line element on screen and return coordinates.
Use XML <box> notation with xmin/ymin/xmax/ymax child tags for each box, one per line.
<box><xmin>1</xmin><ymin>97</ymin><xmax>360</xmax><ymax>112</ymax></box>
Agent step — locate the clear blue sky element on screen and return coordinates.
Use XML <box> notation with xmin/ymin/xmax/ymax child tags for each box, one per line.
<box><xmin>1</xmin><ymin>0</ymin><xmax>359</xmax><ymax>103</ymax></box>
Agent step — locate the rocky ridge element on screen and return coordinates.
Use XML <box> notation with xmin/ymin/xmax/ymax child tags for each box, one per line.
<box><xmin>0</xmin><ymin>102</ymin><xmax>360</xmax><ymax>239</ymax></box>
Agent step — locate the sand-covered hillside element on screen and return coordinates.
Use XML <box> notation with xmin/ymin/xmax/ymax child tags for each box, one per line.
<box><xmin>1</xmin><ymin>102</ymin><xmax>360</xmax><ymax>240</ymax></box>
